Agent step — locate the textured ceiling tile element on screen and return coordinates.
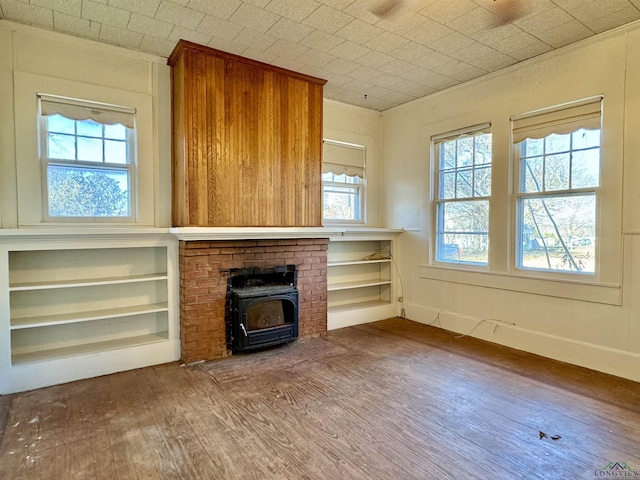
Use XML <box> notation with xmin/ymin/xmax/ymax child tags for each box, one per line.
<box><xmin>335</xmin><ymin>18</ymin><xmax>384</xmax><ymax>43</ymax></box>
<box><xmin>379</xmin><ymin>58</ymin><xmax>419</xmax><ymax>76</ymax></box>
<box><xmin>128</xmin><ymin>13</ymin><xmax>174</xmax><ymax>39</ymax></box>
<box><xmin>348</xmin><ymin>64</ymin><xmax>384</xmax><ymax>81</ymax></box>
<box><xmin>570</xmin><ymin>0</ymin><xmax>633</xmax><ymax>24</ymax></box>
<box><xmin>464</xmin><ymin>49</ymin><xmax>518</xmax><ymax>71</ymax></box>
<box><xmin>588</xmin><ymin>6</ymin><xmax>640</xmax><ymax>33</ymax></box>
<box><xmin>155</xmin><ymin>0</ymin><xmax>203</xmax><ymax>30</ymax></box>
<box><xmin>471</xmin><ymin>23</ymin><xmax>523</xmax><ymax>46</ymax></box>
<box><xmin>53</xmin><ymin>11</ymin><xmax>100</xmax><ymax>38</ymax></box>
<box><xmin>406</xmin><ymin>18</ymin><xmax>454</xmax><ymax>46</ymax></box>
<box><xmin>324</xmin><ymin>72</ymin><xmax>354</xmax><ymax>87</ymax></box>
<box><xmin>207</xmin><ymin>35</ymin><xmax>246</xmax><ymax>54</ymax></box>
<box><xmin>196</xmin><ymin>14</ymin><xmax>243</xmax><ymax>40</ymax></box>
<box><xmin>356</xmin><ymin>50</ymin><xmax>395</xmax><ymax>68</ymax></box>
<box><xmin>389</xmin><ymin>41</ymin><xmax>437</xmax><ymax>62</ymax></box>
<box><xmin>492</xmin><ymin>31</ymin><xmax>553</xmax><ymax>60</ymax></box>
<box><xmin>420</xmin><ymin>0</ymin><xmax>476</xmax><ymax>24</ymax></box>
<box><xmin>363</xmin><ymin>30</ymin><xmax>410</xmax><ymax>53</ymax></box>
<box><xmin>266</xmin><ymin>17</ymin><xmax>314</xmax><ymax>43</ymax></box>
<box><xmin>374</xmin><ymin>6</ymin><xmax>428</xmax><ymax>35</ymax></box>
<box><xmin>242</xmin><ymin>0</ymin><xmax>270</xmax><ymax>7</ymax></box>
<box><xmin>316</xmin><ymin>0</ymin><xmax>357</xmax><ymax>10</ymax></box>
<box><xmin>228</xmin><ymin>2</ymin><xmax>280</xmax><ymax>32</ymax></box>
<box><xmin>369</xmin><ymin>73</ymin><xmax>405</xmax><ymax>87</ymax></box>
<box><xmin>515</xmin><ymin>6</ymin><xmax>575</xmax><ymax>33</ymax></box>
<box><xmin>342</xmin><ymin>0</ymin><xmax>385</xmax><ymax>24</ymax></box>
<box><xmin>109</xmin><ymin>0</ymin><xmax>161</xmax><ymax>17</ymax></box>
<box><xmin>240</xmin><ymin>47</ymin><xmax>278</xmax><ymax>63</ymax></box>
<box><xmin>428</xmin><ymin>31</ymin><xmax>475</xmax><ymax>55</ymax></box>
<box><xmin>329</xmin><ymin>39</ymin><xmax>371</xmax><ymax>60</ymax></box>
<box><xmin>187</xmin><ymin>0</ymin><xmax>240</xmax><ymax>19</ymax></box>
<box><xmin>298</xmin><ymin>29</ymin><xmax>345</xmax><ymax>52</ymax></box>
<box><xmin>448</xmin><ymin>41</ymin><xmax>499</xmax><ymax>64</ymax></box>
<box><xmin>324</xmin><ymin>56</ymin><xmax>361</xmax><ymax>74</ymax></box>
<box><xmin>139</xmin><ymin>33</ymin><xmax>176</xmax><ymax>56</ymax></box>
<box><xmin>0</xmin><ymin>2</ymin><xmax>41</xmax><ymax>29</ymax></box>
<box><xmin>296</xmin><ymin>48</ymin><xmax>336</xmax><ymax>66</ymax></box>
<box><xmin>438</xmin><ymin>59</ymin><xmax>486</xmax><ymax>82</ymax></box>
<box><xmin>99</xmin><ymin>23</ymin><xmax>143</xmax><ymax>48</ymax></box>
<box><xmin>168</xmin><ymin>25</ymin><xmax>212</xmax><ymax>45</ymax></box>
<box><xmin>265</xmin><ymin>38</ymin><xmax>310</xmax><ymax>60</ymax></box>
<box><xmin>302</xmin><ymin>5</ymin><xmax>354</xmax><ymax>33</ymax></box>
<box><xmin>410</xmin><ymin>49</ymin><xmax>452</xmax><ymax>70</ymax></box>
<box><xmin>31</xmin><ymin>0</ymin><xmax>81</xmax><ymax>16</ymax></box>
<box><xmin>265</xmin><ymin>0</ymin><xmax>320</xmax><ymax>22</ymax></box>
<box><xmin>270</xmin><ymin>56</ymin><xmax>305</xmax><ymax>71</ymax></box>
<box><xmin>531</xmin><ymin>20</ymin><xmax>593</xmax><ymax>48</ymax></box>
<box><xmin>233</xmin><ymin>27</ymin><xmax>278</xmax><ymax>50</ymax></box>
<box><xmin>82</xmin><ymin>0</ymin><xmax>130</xmax><ymax>28</ymax></box>
<box><xmin>447</xmin><ymin>6</ymin><xmax>500</xmax><ymax>35</ymax></box>
<box><xmin>418</xmin><ymin>71</ymin><xmax>459</xmax><ymax>90</ymax></box>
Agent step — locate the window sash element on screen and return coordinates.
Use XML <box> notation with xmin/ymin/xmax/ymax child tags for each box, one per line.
<box><xmin>322</xmin><ymin>180</ymin><xmax>363</xmax><ymax>222</ymax></box>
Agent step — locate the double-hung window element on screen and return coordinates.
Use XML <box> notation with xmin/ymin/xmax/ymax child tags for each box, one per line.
<box><xmin>433</xmin><ymin>125</ymin><xmax>492</xmax><ymax>265</ymax></box>
<box><xmin>513</xmin><ymin>98</ymin><xmax>602</xmax><ymax>274</ymax></box>
<box><xmin>322</xmin><ymin>140</ymin><xmax>365</xmax><ymax>223</ymax></box>
<box><xmin>38</xmin><ymin>94</ymin><xmax>136</xmax><ymax>221</ymax></box>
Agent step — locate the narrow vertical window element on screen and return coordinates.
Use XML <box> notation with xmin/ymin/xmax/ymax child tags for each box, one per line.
<box><xmin>322</xmin><ymin>140</ymin><xmax>365</xmax><ymax>223</ymax></box>
<box><xmin>433</xmin><ymin>125</ymin><xmax>492</xmax><ymax>265</ymax></box>
<box><xmin>513</xmin><ymin>98</ymin><xmax>602</xmax><ymax>274</ymax></box>
<box><xmin>39</xmin><ymin>94</ymin><xmax>136</xmax><ymax>220</ymax></box>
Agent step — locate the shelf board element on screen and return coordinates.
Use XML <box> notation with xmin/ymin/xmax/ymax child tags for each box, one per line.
<box><xmin>328</xmin><ymin>299</ymin><xmax>392</xmax><ymax>312</ymax></box>
<box><xmin>11</xmin><ymin>332</ymin><xmax>169</xmax><ymax>365</ymax></box>
<box><xmin>9</xmin><ymin>273</ymin><xmax>168</xmax><ymax>291</ymax></box>
<box><xmin>327</xmin><ymin>279</ymin><xmax>391</xmax><ymax>291</ymax></box>
<box><xmin>10</xmin><ymin>302</ymin><xmax>169</xmax><ymax>330</ymax></box>
<box><xmin>327</xmin><ymin>259</ymin><xmax>391</xmax><ymax>267</ymax></box>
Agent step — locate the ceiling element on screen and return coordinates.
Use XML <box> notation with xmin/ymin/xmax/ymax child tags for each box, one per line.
<box><xmin>1</xmin><ymin>0</ymin><xmax>640</xmax><ymax>111</ymax></box>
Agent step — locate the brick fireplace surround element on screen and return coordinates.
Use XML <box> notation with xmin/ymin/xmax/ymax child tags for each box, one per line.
<box><xmin>178</xmin><ymin>238</ymin><xmax>329</xmax><ymax>363</ymax></box>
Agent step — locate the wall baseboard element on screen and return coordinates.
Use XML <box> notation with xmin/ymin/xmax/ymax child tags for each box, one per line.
<box><xmin>405</xmin><ymin>302</ymin><xmax>640</xmax><ymax>383</ymax></box>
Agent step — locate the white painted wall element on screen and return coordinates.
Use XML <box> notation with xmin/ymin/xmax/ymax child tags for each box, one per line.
<box><xmin>380</xmin><ymin>23</ymin><xmax>640</xmax><ymax>382</ymax></box>
<box><xmin>0</xmin><ymin>21</ymin><xmax>172</xmax><ymax>228</ymax></box>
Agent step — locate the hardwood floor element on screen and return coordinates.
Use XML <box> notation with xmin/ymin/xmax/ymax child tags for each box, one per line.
<box><xmin>1</xmin><ymin>317</ymin><xmax>639</xmax><ymax>479</ymax></box>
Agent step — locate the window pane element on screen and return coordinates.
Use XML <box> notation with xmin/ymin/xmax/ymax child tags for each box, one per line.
<box><xmin>571</xmin><ymin>149</ymin><xmax>600</xmax><ymax>188</ymax></box>
<box><xmin>474</xmin><ymin>134</ymin><xmax>491</xmax><ymax>165</ymax></box>
<box><xmin>442</xmin><ymin>141</ymin><xmax>456</xmax><ymax>169</ymax></box>
<box><xmin>524</xmin><ymin>138</ymin><xmax>543</xmax><ymax>157</ymax></box>
<box><xmin>518</xmin><ymin>194</ymin><xmax>595</xmax><ymax>273</ymax></box>
<box><xmin>544</xmin><ymin>153</ymin><xmax>570</xmax><ymax>191</ymax></box>
<box><xmin>77</xmin><ymin>137</ymin><xmax>103</xmax><ymax>162</ymax></box>
<box><xmin>456</xmin><ymin>169</ymin><xmax>473</xmax><ymax>198</ymax></box>
<box><xmin>437</xmin><ymin>200</ymin><xmax>489</xmax><ymax>265</ymax></box>
<box><xmin>47</xmin><ymin>114</ymin><xmax>75</xmax><ymax>134</ymax></box>
<box><xmin>47</xmin><ymin>164</ymin><xmax>130</xmax><ymax>217</ymax></box>
<box><xmin>48</xmin><ymin>133</ymin><xmax>75</xmax><ymax>160</ymax></box>
<box><xmin>456</xmin><ymin>137</ymin><xmax>474</xmax><ymax>167</ymax></box>
<box><xmin>76</xmin><ymin>119</ymin><xmax>103</xmax><ymax>137</ymax></box>
<box><xmin>441</xmin><ymin>171</ymin><xmax>456</xmax><ymax>199</ymax></box>
<box><xmin>572</xmin><ymin>128</ymin><xmax>600</xmax><ymax>150</ymax></box>
<box><xmin>522</xmin><ymin>156</ymin><xmax>543</xmax><ymax>193</ymax></box>
<box><xmin>323</xmin><ymin>185</ymin><xmax>360</xmax><ymax>221</ymax></box>
<box><xmin>105</xmin><ymin>140</ymin><xmax>128</xmax><ymax>164</ymax></box>
<box><xmin>474</xmin><ymin>166</ymin><xmax>491</xmax><ymax>196</ymax></box>
<box><xmin>546</xmin><ymin>133</ymin><xmax>571</xmax><ymax>154</ymax></box>
<box><xmin>104</xmin><ymin>124</ymin><xmax>127</xmax><ymax>140</ymax></box>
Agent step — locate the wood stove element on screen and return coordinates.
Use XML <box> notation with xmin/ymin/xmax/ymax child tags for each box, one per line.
<box><xmin>228</xmin><ymin>265</ymin><xmax>299</xmax><ymax>351</ymax></box>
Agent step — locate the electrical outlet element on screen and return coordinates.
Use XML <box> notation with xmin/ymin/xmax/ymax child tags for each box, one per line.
<box><xmin>398</xmin><ymin>296</ymin><xmax>403</xmax><ymax>302</ymax></box>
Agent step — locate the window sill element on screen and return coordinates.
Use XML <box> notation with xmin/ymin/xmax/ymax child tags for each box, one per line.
<box><xmin>419</xmin><ymin>264</ymin><xmax>621</xmax><ymax>305</ymax></box>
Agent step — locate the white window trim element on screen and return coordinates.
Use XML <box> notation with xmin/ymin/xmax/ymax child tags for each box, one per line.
<box><xmin>13</xmin><ymin>71</ymin><xmax>155</xmax><ymax>227</ymax></box>
<box><xmin>421</xmin><ymin>96</ymin><xmax>623</xmax><ymax>306</ymax></box>
<box><xmin>431</xmin><ymin>123</ymin><xmax>492</xmax><ymax>268</ymax></box>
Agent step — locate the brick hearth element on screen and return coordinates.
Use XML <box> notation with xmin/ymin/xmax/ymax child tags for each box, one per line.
<box><xmin>178</xmin><ymin>238</ymin><xmax>329</xmax><ymax>363</ymax></box>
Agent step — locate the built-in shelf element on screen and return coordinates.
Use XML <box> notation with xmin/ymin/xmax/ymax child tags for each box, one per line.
<box><xmin>328</xmin><ymin>299</ymin><xmax>391</xmax><ymax>313</ymax></box>
<box><xmin>11</xmin><ymin>332</ymin><xmax>169</xmax><ymax>365</ymax></box>
<box><xmin>327</xmin><ymin>259</ymin><xmax>391</xmax><ymax>267</ymax></box>
<box><xmin>328</xmin><ymin>279</ymin><xmax>392</xmax><ymax>291</ymax></box>
<box><xmin>10</xmin><ymin>302</ymin><xmax>169</xmax><ymax>329</ymax></box>
<box><xmin>0</xmin><ymin>237</ymin><xmax>179</xmax><ymax>394</ymax></box>
<box><xmin>9</xmin><ymin>274</ymin><xmax>168</xmax><ymax>291</ymax></box>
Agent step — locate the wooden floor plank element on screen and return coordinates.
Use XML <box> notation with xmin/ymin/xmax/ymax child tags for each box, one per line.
<box><xmin>1</xmin><ymin>318</ymin><xmax>639</xmax><ymax>479</ymax></box>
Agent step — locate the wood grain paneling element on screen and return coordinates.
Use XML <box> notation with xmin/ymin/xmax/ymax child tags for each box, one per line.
<box><xmin>169</xmin><ymin>40</ymin><xmax>326</xmax><ymax>227</ymax></box>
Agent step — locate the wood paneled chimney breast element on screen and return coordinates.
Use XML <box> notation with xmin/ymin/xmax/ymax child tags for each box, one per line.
<box><xmin>168</xmin><ymin>40</ymin><xmax>327</xmax><ymax>227</ymax></box>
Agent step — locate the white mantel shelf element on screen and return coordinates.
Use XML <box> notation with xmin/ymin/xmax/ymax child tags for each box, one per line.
<box><xmin>170</xmin><ymin>227</ymin><xmax>404</xmax><ymax>241</ymax></box>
